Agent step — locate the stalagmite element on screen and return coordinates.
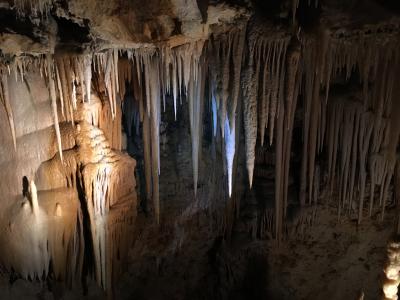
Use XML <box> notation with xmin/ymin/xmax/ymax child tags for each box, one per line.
<box><xmin>30</xmin><ymin>180</ymin><xmax>39</xmax><ymax>216</ymax></box>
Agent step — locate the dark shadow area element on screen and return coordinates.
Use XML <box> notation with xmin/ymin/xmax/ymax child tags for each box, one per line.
<box><xmin>229</xmin><ymin>254</ymin><xmax>270</xmax><ymax>300</ymax></box>
<box><xmin>22</xmin><ymin>176</ymin><xmax>29</xmax><ymax>198</ymax></box>
<box><xmin>75</xmin><ymin>168</ymin><xmax>94</xmax><ymax>296</ymax></box>
<box><xmin>0</xmin><ymin>8</ymin><xmax>41</xmax><ymax>42</ymax></box>
<box><xmin>53</xmin><ymin>16</ymin><xmax>91</xmax><ymax>53</ymax></box>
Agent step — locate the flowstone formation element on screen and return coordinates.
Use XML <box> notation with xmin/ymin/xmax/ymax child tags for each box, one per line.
<box><xmin>0</xmin><ymin>0</ymin><xmax>400</xmax><ymax>298</ymax></box>
<box><xmin>0</xmin><ymin>66</ymin><xmax>137</xmax><ymax>295</ymax></box>
<box><xmin>383</xmin><ymin>242</ymin><xmax>400</xmax><ymax>300</ymax></box>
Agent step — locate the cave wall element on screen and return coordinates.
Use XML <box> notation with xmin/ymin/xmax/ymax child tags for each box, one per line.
<box><xmin>0</xmin><ymin>72</ymin><xmax>54</xmax><ymax>206</ymax></box>
<box><xmin>0</xmin><ymin>68</ymin><xmax>137</xmax><ymax>294</ymax></box>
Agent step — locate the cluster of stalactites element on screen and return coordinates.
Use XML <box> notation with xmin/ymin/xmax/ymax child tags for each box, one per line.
<box><xmin>240</xmin><ymin>30</ymin><xmax>301</xmax><ymax>239</ymax></box>
<box><xmin>158</xmin><ymin>42</ymin><xmax>207</xmax><ymax>200</ymax></box>
<box><xmin>115</xmin><ymin>28</ymin><xmax>399</xmax><ymax>235</ymax></box>
<box><xmin>0</xmin><ymin>43</ymin><xmax>211</xmax><ymax>227</ymax></box>
<box><xmin>1</xmin><ymin>24</ymin><xmax>399</xmax><ymax>240</ymax></box>
<box><xmin>208</xmin><ymin>24</ymin><xmax>247</xmax><ymax>197</ymax></box>
<box><xmin>291</xmin><ymin>0</ymin><xmax>319</xmax><ymax>24</ymax></box>
<box><xmin>0</xmin><ymin>54</ymin><xmax>93</xmax><ymax>162</ymax></box>
<box><xmin>13</xmin><ymin>0</ymin><xmax>54</xmax><ymax>16</ymax></box>
<box><xmin>114</xmin><ymin>42</ymin><xmax>207</xmax><ymax>223</ymax></box>
<box><xmin>241</xmin><ymin>33</ymin><xmax>291</xmax><ymax>190</ymax></box>
<box><xmin>300</xmin><ymin>31</ymin><xmax>400</xmax><ymax>224</ymax></box>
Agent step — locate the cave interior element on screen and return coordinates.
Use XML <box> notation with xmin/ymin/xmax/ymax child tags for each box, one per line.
<box><xmin>0</xmin><ymin>0</ymin><xmax>400</xmax><ymax>299</ymax></box>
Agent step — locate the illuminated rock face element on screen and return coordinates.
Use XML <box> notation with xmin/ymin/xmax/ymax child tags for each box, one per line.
<box><xmin>0</xmin><ymin>72</ymin><xmax>137</xmax><ymax>294</ymax></box>
<box><xmin>383</xmin><ymin>242</ymin><xmax>400</xmax><ymax>300</ymax></box>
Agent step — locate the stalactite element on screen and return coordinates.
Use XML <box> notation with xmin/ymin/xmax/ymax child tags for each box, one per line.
<box><xmin>84</xmin><ymin>54</ymin><xmax>92</xmax><ymax>103</ymax></box>
<box><xmin>146</xmin><ymin>56</ymin><xmax>161</xmax><ymax>223</ymax></box>
<box><xmin>219</xmin><ymin>34</ymin><xmax>231</xmax><ymax>138</ymax></box>
<box><xmin>103</xmin><ymin>50</ymin><xmax>117</xmax><ymax>119</ymax></box>
<box><xmin>282</xmin><ymin>44</ymin><xmax>301</xmax><ymax>218</ymax></box>
<box><xmin>300</xmin><ymin>46</ymin><xmax>313</xmax><ymax>206</ymax></box>
<box><xmin>322</xmin><ymin>34</ymin><xmax>399</xmax><ymax>223</ymax></box>
<box><xmin>56</xmin><ymin>57</ymin><xmax>73</xmax><ymax>123</ymax></box>
<box><xmin>228</xmin><ymin>26</ymin><xmax>246</xmax><ymax>131</ymax></box>
<box><xmin>55</xmin><ymin>64</ymin><xmax>65</xmax><ymax>118</ymax></box>
<box><xmin>113</xmin><ymin>49</ymin><xmax>119</xmax><ymax>115</ymax></box>
<box><xmin>262</xmin><ymin>37</ymin><xmax>301</xmax><ymax>239</ymax></box>
<box><xmin>348</xmin><ymin>109</ymin><xmax>360</xmax><ymax>212</ymax></box>
<box><xmin>275</xmin><ymin>94</ymin><xmax>284</xmax><ymax>240</ymax></box>
<box><xmin>187</xmin><ymin>43</ymin><xmax>206</xmax><ymax>196</ymax></box>
<box><xmin>46</xmin><ymin>54</ymin><xmax>63</xmax><ymax>162</ymax></box>
<box><xmin>143</xmin><ymin>107</ymin><xmax>152</xmax><ymax>203</ymax></box>
<box><xmin>1</xmin><ymin>18</ymin><xmax>399</xmax><ymax>291</ymax></box>
<box><xmin>292</xmin><ymin>0</ymin><xmax>300</xmax><ymax>24</ymax></box>
<box><xmin>14</xmin><ymin>0</ymin><xmax>54</xmax><ymax>16</ymax></box>
<box><xmin>212</xmin><ymin>93</ymin><xmax>218</xmax><ymax>137</ymax></box>
<box><xmin>259</xmin><ymin>58</ymin><xmax>269</xmax><ymax>146</ymax></box>
<box><xmin>65</xmin><ymin>57</ymin><xmax>77</xmax><ymax>110</ymax></box>
<box><xmin>172</xmin><ymin>54</ymin><xmax>178</xmax><ymax>120</ymax></box>
<box><xmin>225</xmin><ymin>116</ymin><xmax>235</xmax><ymax>197</ymax></box>
<box><xmin>358</xmin><ymin>112</ymin><xmax>374</xmax><ymax>223</ymax></box>
<box><xmin>308</xmin><ymin>35</ymin><xmax>325</xmax><ymax>204</ymax></box>
<box><xmin>208</xmin><ymin>24</ymin><xmax>246</xmax><ymax>196</ymax></box>
<box><xmin>158</xmin><ymin>41</ymin><xmax>207</xmax><ymax>196</ymax></box>
<box><xmin>268</xmin><ymin>41</ymin><xmax>281</xmax><ymax>144</ymax></box>
<box><xmin>242</xmin><ymin>41</ymin><xmax>260</xmax><ymax>188</ymax></box>
<box><xmin>73</xmin><ymin>57</ymin><xmax>84</xmax><ymax>103</ymax></box>
<box><xmin>0</xmin><ymin>73</ymin><xmax>17</xmax><ymax>150</ymax></box>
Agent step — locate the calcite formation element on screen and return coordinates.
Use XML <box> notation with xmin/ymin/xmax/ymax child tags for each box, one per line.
<box><xmin>383</xmin><ymin>242</ymin><xmax>400</xmax><ymax>300</ymax></box>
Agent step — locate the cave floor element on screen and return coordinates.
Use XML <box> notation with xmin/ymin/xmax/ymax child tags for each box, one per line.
<box><xmin>0</xmin><ymin>204</ymin><xmax>394</xmax><ymax>300</ymax></box>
